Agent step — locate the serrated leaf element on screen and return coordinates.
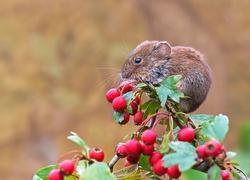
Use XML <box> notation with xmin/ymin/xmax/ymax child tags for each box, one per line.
<box><xmin>81</xmin><ymin>162</ymin><xmax>116</xmax><ymax>180</ymax></box>
<box><xmin>207</xmin><ymin>165</ymin><xmax>221</xmax><ymax>180</ymax></box>
<box><xmin>156</xmin><ymin>75</ymin><xmax>184</xmax><ymax>106</ymax></box>
<box><xmin>160</xmin><ymin>75</ymin><xmax>182</xmax><ymax>86</ymax></box>
<box><xmin>199</xmin><ymin>114</ymin><xmax>229</xmax><ymax>142</ymax></box>
<box><xmin>162</xmin><ymin>141</ymin><xmax>196</xmax><ymax>171</ymax></box>
<box><xmin>67</xmin><ymin>132</ymin><xmax>90</xmax><ymax>156</ymax></box>
<box><xmin>188</xmin><ymin>114</ymin><xmax>214</xmax><ymax>127</ymax></box>
<box><xmin>122</xmin><ymin>91</ymin><xmax>134</xmax><ymax>103</ymax></box>
<box><xmin>114</xmin><ymin>111</ymin><xmax>124</xmax><ymax>123</ymax></box>
<box><xmin>33</xmin><ymin>164</ymin><xmax>58</xmax><ymax>179</ymax></box>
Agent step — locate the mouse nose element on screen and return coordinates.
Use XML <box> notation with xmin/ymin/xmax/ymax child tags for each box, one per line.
<box><xmin>121</xmin><ymin>68</ymin><xmax>133</xmax><ymax>80</ymax></box>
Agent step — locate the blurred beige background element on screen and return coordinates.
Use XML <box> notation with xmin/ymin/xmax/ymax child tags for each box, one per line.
<box><xmin>0</xmin><ymin>0</ymin><xmax>249</xmax><ymax>179</ymax></box>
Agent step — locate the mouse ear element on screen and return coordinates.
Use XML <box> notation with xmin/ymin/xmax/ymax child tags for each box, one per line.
<box><xmin>153</xmin><ymin>41</ymin><xmax>171</xmax><ymax>56</ymax></box>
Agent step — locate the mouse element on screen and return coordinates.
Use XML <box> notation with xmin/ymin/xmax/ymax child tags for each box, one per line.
<box><xmin>121</xmin><ymin>40</ymin><xmax>212</xmax><ymax>113</ymax></box>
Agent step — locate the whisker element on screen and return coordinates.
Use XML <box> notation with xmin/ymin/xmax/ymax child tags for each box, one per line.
<box><xmin>97</xmin><ymin>70</ymin><xmax>121</xmax><ymax>89</ymax></box>
<box><xmin>122</xmin><ymin>39</ymin><xmax>130</xmax><ymax>54</ymax></box>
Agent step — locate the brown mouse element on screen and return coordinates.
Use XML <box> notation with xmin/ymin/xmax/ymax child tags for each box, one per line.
<box><xmin>121</xmin><ymin>40</ymin><xmax>212</xmax><ymax>113</ymax></box>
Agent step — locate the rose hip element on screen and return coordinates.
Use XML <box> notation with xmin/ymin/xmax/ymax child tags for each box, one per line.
<box><xmin>106</xmin><ymin>88</ymin><xmax>121</xmax><ymax>103</ymax></box>
<box><xmin>126</xmin><ymin>155</ymin><xmax>140</xmax><ymax>164</ymax></box>
<box><xmin>126</xmin><ymin>139</ymin><xmax>141</xmax><ymax>156</ymax></box>
<box><xmin>167</xmin><ymin>165</ymin><xmax>181</xmax><ymax>179</ymax></box>
<box><xmin>149</xmin><ymin>152</ymin><xmax>163</xmax><ymax>166</ymax></box>
<box><xmin>141</xmin><ymin>143</ymin><xmax>154</xmax><ymax>156</ymax></box>
<box><xmin>205</xmin><ymin>139</ymin><xmax>222</xmax><ymax>157</ymax></box>
<box><xmin>59</xmin><ymin>160</ymin><xmax>75</xmax><ymax>176</ymax></box>
<box><xmin>177</xmin><ymin>127</ymin><xmax>195</xmax><ymax>142</ymax></box>
<box><xmin>112</xmin><ymin>96</ymin><xmax>127</xmax><ymax>111</ymax></box>
<box><xmin>89</xmin><ymin>147</ymin><xmax>105</xmax><ymax>162</ymax></box>
<box><xmin>142</xmin><ymin>129</ymin><xmax>157</xmax><ymax>145</ymax></box>
<box><xmin>48</xmin><ymin>169</ymin><xmax>63</xmax><ymax>180</ymax></box>
<box><xmin>119</xmin><ymin>112</ymin><xmax>130</xmax><ymax>125</ymax></box>
<box><xmin>152</xmin><ymin>159</ymin><xmax>167</xmax><ymax>176</ymax></box>
<box><xmin>196</xmin><ymin>144</ymin><xmax>209</xmax><ymax>159</ymax></box>
<box><xmin>133</xmin><ymin>111</ymin><xmax>144</xmax><ymax>125</ymax></box>
<box><xmin>115</xmin><ymin>143</ymin><xmax>128</xmax><ymax>158</ymax></box>
<box><xmin>120</xmin><ymin>81</ymin><xmax>133</xmax><ymax>93</ymax></box>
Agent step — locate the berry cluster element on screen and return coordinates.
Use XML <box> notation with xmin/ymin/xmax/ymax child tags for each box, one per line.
<box><xmin>34</xmin><ymin>77</ymin><xmax>248</xmax><ymax>180</ymax></box>
<box><xmin>106</xmin><ymin>81</ymin><xmax>143</xmax><ymax>125</ymax></box>
<box><xmin>49</xmin><ymin>160</ymin><xmax>75</xmax><ymax>180</ymax></box>
<box><xmin>48</xmin><ymin>147</ymin><xmax>105</xmax><ymax>180</ymax></box>
<box><xmin>115</xmin><ymin>129</ymin><xmax>182</xmax><ymax>178</ymax></box>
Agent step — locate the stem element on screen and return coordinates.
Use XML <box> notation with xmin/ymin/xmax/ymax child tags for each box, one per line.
<box><xmin>107</xmin><ymin>154</ymin><xmax>120</xmax><ymax>172</ymax></box>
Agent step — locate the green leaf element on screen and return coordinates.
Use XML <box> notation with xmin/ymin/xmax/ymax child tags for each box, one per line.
<box><xmin>183</xmin><ymin>169</ymin><xmax>206</xmax><ymax>180</ymax></box>
<box><xmin>81</xmin><ymin>162</ymin><xmax>116</xmax><ymax>180</ymax></box>
<box><xmin>139</xmin><ymin>154</ymin><xmax>151</xmax><ymax>171</ymax></box>
<box><xmin>188</xmin><ymin>114</ymin><xmax>214</xmax><ymax>127</ymax></box>
<box><xmin>226</xmin><ymin>151</ymin><xmax>237</xmax><ymax>159</ymax></box>
<box><xmin>113</xmin><ymin>164</ymin><xmax>141</xmax><ymax>180</ymax></box>
<box><xmin>67</xmin><ymin>132</ymin><xmax>90</xmax><ymax>156</ymax></box>
<box><xmin>162</xmin><ymin>141</ymin><xmax>196</xmax><ymax>171</ymax></box>
<box><xmin>159</xmin><ymin>131</ymin><xmax>171</xmax><ymax>154</ymax></box>
<box><xmin>207</xmin><ymin>165</ymin><xmax>221</xmax><ymax>180</ymax></box>
<box><xmin>126</xmin><ymin>105</ymin><xmax>133</xmax><ymax>114</ymax></box>
<box><xmin>33</xmin><ymin>164</ymin><xmax>58</xmax><ymax>179</ymax></box>
<box><xmin>199</xmin><ymin>114</ymin><xmax>229</xmax><ymax>142</ymax></box>
<box><xmin>32</xmin><ymin>175</ymin><xmax>42</xmax><ymax>180</ymax></box>
<box><xmin>156</xmin><ymin>75</ymin><xmax>184</xmax><ymax>107</ymax></box>
<box><xmin>161</xmin><ymin>75</ymin><xmax>182</xmax><ymax>85</ymax></box>
<box><xmin>122</xmin><ymin>91</ymin><xmax>134</xmax><ymax>103</ymax></box>
<box><xmin>136</xmin><ymin>82</ymin><xmax>147</xmax><ymax>88</ymax></box>
<box><xmin>77</xmin><ymin>160</ymin><xmax>89</xmax><ymax>177</ymax></box>
<box><xmin>114</xmin><ymin>111</ymin><xmax>124</xmax><ymax>123</ymax></box>
<box><xmin>141</xmin><ymin>100</ymin><xmax>161</xmax><ymax>118</ymax></box>
<box><xmin>230</xmin><ymin>164</ymin><xmax>241</xmax><ymax>180</ymax></box>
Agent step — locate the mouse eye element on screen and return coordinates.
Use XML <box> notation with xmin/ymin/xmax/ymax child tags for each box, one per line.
<box><xmin>134</xmin><ymin>57</ymin><xmax>142</xmax><ymax>64</ymax></box>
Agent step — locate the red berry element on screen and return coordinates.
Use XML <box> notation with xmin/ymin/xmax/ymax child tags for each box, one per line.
<box><xmin>119</xmin><ymin>112</ymin><xmax>130</xmax><ymax>125</ymax></box>
<box><xmin>112</xmin><ymin>96</ymin><xmax>127</xmax><ymax>111</ymax></box>
<box><xmin>124</xmin><ymin>160</ymin><xmax>133</xmax><ymax>167</ymax></box>
<box><xmin>89</xmin><ymin>147</ymin><xmax>105</xmax><ymax>162</ymax></box>
<box><xmin>152</xmin><ymin>159</ymin><xmax>167</xmax><ymax>176</ymax></box>
<box><xmin>128</xmin><ymin>101</ymin><xmax>138</xmax><ymax>115</ymax></box>
<box><xmin>142</xmin><ymin>129</ymin><xmax>157</xmax><ymax>145</ymax></box>
<box><xmin>167</xmin><ymin>165</ymin><xmax>181</xmax><ymax>179</ymax></box>
<box><xmin>134</xmin><ymin>95</ymin><xmax>141</xmax><ymax>105</ymax></box>
<box><xmin>106</xmin><ymin>88</ymin><xmax>121</xmax><ymax>103</ymax></box>
<box><xmin>149</xmin><ymin>152</ymin><xmax>163</xmax><ymax>166</ymax></box>
<box><xmin>126</xmin><ymin>139</ymin><xmax>141</xmax><ymax>156</ymax></box>
<box><xmin>196</xmin><ymin>144</ymin><xmax>209</xmax><ymax>159</ymax></box>
<box><xmin>126</xmin><ymin>154</ymin><xmax>140</xmax><ymax>164</ymax></box>
<box><xmin>177</xmin><ymin>127</ymin><xmax>195</xmax><ymax>142</ymax></box>
<box><xmin>133</xmin><ymin>111</ymin><xmax>144</xmax><ymax>125</ymax></box>
<box><xmin>48</xmin><ymin>169</ymin><xmax>63</xmax><ymax>180</ymax></box>
<box><xmin>141</xmin><ymin>143</ymin><xmax>154</xmax><ymax>156</ymax></box>
<box><xmin>205</xmin><ymin>139</ymin><xmax>222</xmax><ymax>157</ymax></box>
<box><xmin>59</xmin><ymin>160</ymin><xmax>75</xmax><ymax>176</ymax></box>
<box><xmin>221</xmin><ymin>170</ymin><xmax>230</xmax><ymax>180</ymax></box>
<box><xmin>120</xmin><ymin>81</ymin><xmax>133</xmax><ymax>93</ymax></box>
<box><xmin>116</xmin><ymin>143</ymin><xmax>128</xmax><ymax>158</ymax></box>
